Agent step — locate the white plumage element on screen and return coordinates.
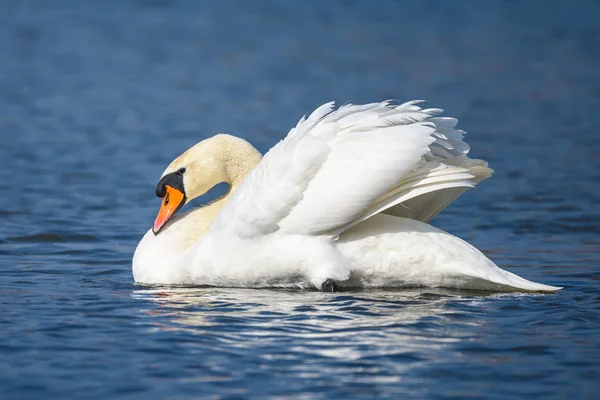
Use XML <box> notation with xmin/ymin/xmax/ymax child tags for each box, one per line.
<box><xmin>132</xmin><ymin>100</ymin><xmax>560</xmax><ymax>292</ymax></box>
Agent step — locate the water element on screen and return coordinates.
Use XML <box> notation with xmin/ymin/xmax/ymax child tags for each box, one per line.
<box><xmin>1</xmin><ymin>0</ymin><xmax>599</xmax><ymax>398</ymax></box>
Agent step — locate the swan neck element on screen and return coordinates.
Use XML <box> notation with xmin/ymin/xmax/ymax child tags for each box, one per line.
<box><xmin>217</xmin><ymin>135</ymin><xmax>262</xmax><ymax>188</ymax></box>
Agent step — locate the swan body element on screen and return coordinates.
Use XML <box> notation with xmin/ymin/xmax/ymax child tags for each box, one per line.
<box><xmin>133</xmin><ymin>100</ymin><xmax>560</xmax><ymax>292</ymax></box>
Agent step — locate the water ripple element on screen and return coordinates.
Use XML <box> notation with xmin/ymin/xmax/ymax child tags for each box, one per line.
<box><xmin>2</xmin><ymin>0</ymin><xmax>600</xmax><ymax>398</ymax></box>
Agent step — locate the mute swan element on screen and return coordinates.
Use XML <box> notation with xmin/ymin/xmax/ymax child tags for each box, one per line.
<box><xmin>133</xmin><ymin>100</ymin><xmax>560</xmax><ymax>292</ymax></box>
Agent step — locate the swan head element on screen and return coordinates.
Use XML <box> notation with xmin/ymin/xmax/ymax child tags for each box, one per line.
<box><xmin>151</xmin><ymin>134</ymin><xmax>262</xmax><ymax>235</ymax></box>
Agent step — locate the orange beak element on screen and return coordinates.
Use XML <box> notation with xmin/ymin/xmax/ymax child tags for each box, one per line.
<box><xmin>153</xmin><ymin>185</ymin><xmax>186</xmax><ymax>235</ymax></box>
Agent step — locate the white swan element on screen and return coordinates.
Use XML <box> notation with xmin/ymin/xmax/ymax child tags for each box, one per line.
<box><xmin>133</xmin><ymin>100</ymin><xmax>560</xmax><ymax>292</ymax></box>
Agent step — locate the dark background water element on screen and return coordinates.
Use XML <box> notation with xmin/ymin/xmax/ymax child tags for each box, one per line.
<box><xmin>1</xmin><ymin>0</ymin><xmax>600</xmax><ymax>398</ymax></box>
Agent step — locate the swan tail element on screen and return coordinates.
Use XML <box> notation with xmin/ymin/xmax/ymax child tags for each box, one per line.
<box><xmin>447</xmin><ymin>260</ymin><xmax>563</xmax><ymax>292</ymax></box>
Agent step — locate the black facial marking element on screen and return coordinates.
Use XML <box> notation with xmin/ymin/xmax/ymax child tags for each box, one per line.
<box><xmin>155</xmin><ymin>170</ymin><xmax>186</xmax><ymax>198</ymax></box>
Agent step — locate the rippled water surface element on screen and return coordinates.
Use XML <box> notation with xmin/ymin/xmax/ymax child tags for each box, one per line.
<box><xmin>1</xmin><ymin>1</ymin><xmax>600</xmax><ymax>398</ymax></box>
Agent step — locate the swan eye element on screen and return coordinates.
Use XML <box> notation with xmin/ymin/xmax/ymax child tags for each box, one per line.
<box><xmin>177</xmin><ymin>168</ymin><xmax>186</xmax><ymax>175</ymax></box>
<box><xmin>164</xmin><ymin>192</ymin><xmax>170</xmax><ymax>205</ymax></box>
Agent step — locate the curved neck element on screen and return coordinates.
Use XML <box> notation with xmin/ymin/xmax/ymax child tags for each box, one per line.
<box><xmin>158</xmin><ymin>135</ymin><xmax>263</xmax><ymax>247</ymax></box>
<box><xmin>214</xmin><ymin>134</ymin><xmax>263</xmax><ymax>189</ymax></box>
<box><xmin>180</xmin><ymin>134</ymin><xmax>263</xmax><ymax>203</ymax></box>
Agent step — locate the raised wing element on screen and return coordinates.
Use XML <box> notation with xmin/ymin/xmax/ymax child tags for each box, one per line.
<box><xmin>335</xmin><ymin>116</ymin><xmax>494</xmax><ymax>233</ymax></box>
<box><xmin>211</xmin><ymin>100</ymin><xmax>489</xmax><ymax>239</ymax></box>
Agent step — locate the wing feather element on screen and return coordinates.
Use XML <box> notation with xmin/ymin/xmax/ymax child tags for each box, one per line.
<box><xmin>211</xmin><ymin>100</ymin><xmax>491</xmax><ymax>239</ymax></box>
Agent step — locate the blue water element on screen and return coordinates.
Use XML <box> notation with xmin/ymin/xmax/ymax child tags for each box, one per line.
<box><xmin>1</xmin><ymin>0</ymin><xmax>600</xmax><ymax>398</ymax></box>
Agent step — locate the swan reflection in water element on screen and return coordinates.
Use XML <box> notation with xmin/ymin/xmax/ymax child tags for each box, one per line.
<box><xmin>130</xmin><ymin>286</ymin><xmax>524</xmax><ymax>364</ymax></box>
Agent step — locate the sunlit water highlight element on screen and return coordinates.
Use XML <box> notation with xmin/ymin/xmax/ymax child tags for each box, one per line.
<box><xmin>1</xmin><ymin>1</ymin><xmax>599</xmax><ymax>398</ymax></box>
